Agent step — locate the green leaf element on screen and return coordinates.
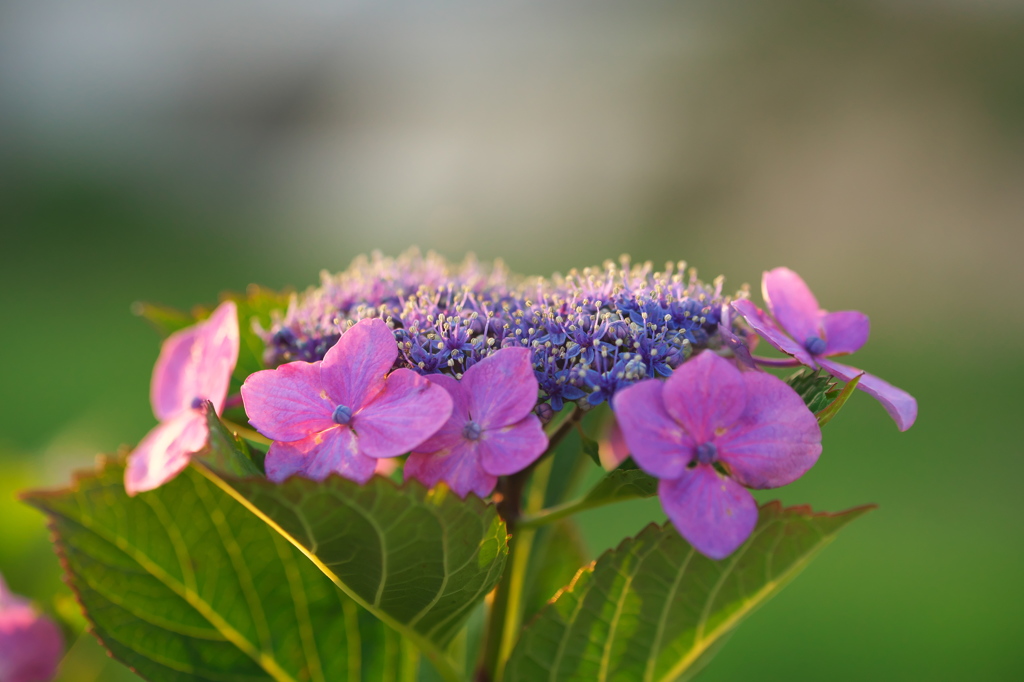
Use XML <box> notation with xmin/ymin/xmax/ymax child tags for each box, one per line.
<box><xmin>23</xmin><ymin>460</ymin><xmax>419</xmax><ymax>682</ymax></box>
<box><xmin>213</xmin><ymin>472</ymin><xmax>509</xmax><ymax>650</ymax></box>
<box><xmin>131</xmin><ymin>301</ymin><xmax>194</xmax><ymax>337</ymax></box>
<box><xmin>784</xmin><ymin>368</ymin><xmax>839</xmax><ymax>413</ymax></box>
<box><xmin>815</xmin><ymin>373</ymin><xmax>863</xmax><ymax>427</ymax></box>
<box><xmin>504</xmin><ymin>502</ymin><xmax>873</xmax><ymax>682</ymax></box>
<box><xmin>522</xmin><ymin>522</ymin><xmax>590</xmax><ymax>622</ymax></box>
<box><xmin>193</xmin><ymin>403</ymin><xmax>263</xmax><ymax>477</ymax></box>
<box><xmin>518</xmin><ymin>469</ymin><xmax>658</xmax><ymax>530</ymax></box>
<box><xmin>581</xmin><ymin>468</ymin><xmax>658</xmax><ymax>506</ymax></box>
<box><xmin>579</xmin><ymin>431</ymin><xmax>602</xmax><ymax>467</ymax></box>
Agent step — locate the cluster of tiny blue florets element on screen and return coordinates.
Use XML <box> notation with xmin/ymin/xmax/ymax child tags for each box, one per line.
<box><xmin>259</xmin><ymin>250</ymin><xmax>751</xmax><ymax>417</ymax></box>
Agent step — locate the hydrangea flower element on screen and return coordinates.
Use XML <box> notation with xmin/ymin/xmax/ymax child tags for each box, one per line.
<box><xmin>258</xmin><ymin>250</ymin><xmax>748</xmax><ymax>413</ymax></box>
<box><xmin>0</xmin><ymin>573</ymin><xmax>64</xmax><ymax>682</ymax></box>
<box><xmin>126</xmin><ymin>301</ymin><xmax>239</xmax><ymax>495</ymax></box>
<box><xmin>242</xmin><ymin>318</ymin><xmax>453</xmax><ymax>483</ymax></box>
<box><xmin>733</xmin><ymin>267</ymin><xmax>917</xmax><ymax>431</ymax></box>
<box><xmin>612</xmin><ymin>351</ymin><xmax>822</xmax><ymax>559</ymax></box>
<box><xmin>404</xmin><ymin>347</ymin><xmax>548</xmax><ymax>497</ymax></box>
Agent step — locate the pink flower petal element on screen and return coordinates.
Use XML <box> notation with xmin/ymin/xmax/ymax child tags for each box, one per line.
<box><xmin>0</xmin><ymin>577</ymin><xmax>64</xmax><ymax>682</ymax></box>
<box><xmin>461</xmin><ymin>347</ymin><xmax>538</xmax><ymax>428</ymax></box>
<box><xmin>413</xmin><ymin>373</ymin><xmax>471</xmax><ymax>453</ymax></box>
<box><xmin>662</xmin><ymin>351</ymin><xmax>746</xmax><ymax>443</ymax></box>
<box><xmin>762</xmin><ymin>267</ymin><xmax>824</xmax><ymax>349</ymax></box>
<box><xmin>717</xmin><ymin>371</ymin><xmax>822</xmax><ymax>489</ymax></box>
<box><xmin>405</xmin><ymin>442</ymin><xmax>497</xmax><ymax>498</ymax></box>
<box><xmin>191</xmin><ymin>301</ymin><xmax>240</xmax><ymax>414</ymax></box>
<box><xmin>478</xmin><ymin>415</ymin><xmax>548</xmax><ymax>476</ymax></box>
<box><xmin>150</xmin><ymin>301</ymin><xmax>239</xmax><ymax>420</ymax></box>
<box><xmin>320</xmin><ymin>318</ymin><xmax>397</xmax><ymax>410</ymax></box>
<box><xmin>353</xmin><ymin>368</ymin><xmax>453</xmax><ymax>458</ymax></box>
<box><xmin>264</xmin><ymin>428</ymin><xmax>377</xmax><ymax>483</ymax></box>
<box><xmin>732</xmin><ymin>300</ymin><xmax>816</xmax><ymax>367</ymax></box>
<box><xmin>817</xmin><ymin>358</ymin><xmax>918</xmax><ymax>431</ymax></box>
<box><xmin>821</xmin><ymin>310</ymin><xmax>870</xmax><ymax>356</ymax></box>
<box><xmin>241</xmin><ymin>361</ymin><xmax>335</xmax><ymax>442</ymax></box>
<box><xmin>612</xmin><ymin>379</ymin><xmax>694</xmax><ymax>480</ymax></box>
<box><xmin>658</xmin><ymin>466</ymin><xmax>758</xmax><ymax>560</ymax></box>
<box><xmin>125</xmin><ymin>410</ymin><xmax>208</xmax><ymax>496</ymax></box>
<box><xmin>150</xmin><ymin>323</ymin><xmax>201</xmax><ymax>421</ymax></box>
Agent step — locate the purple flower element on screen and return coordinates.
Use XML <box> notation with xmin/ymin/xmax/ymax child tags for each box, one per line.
<box><xmin>259</xmin><ymin>250</ymin><xmax>742</xmax><ymax>412</ymax></box>
<box><xmin>733</xmin><ymin>267</ymin><xmax>917</xmax><ymax>431</ymax></box>
<box><xmin>612</xmin><ymin>351</ymin><xmax>821</xmax><ymax>559</ymax></box>
<box><xmin>0</xmin><ymin>574</ymin><xmax>64</xmax><ymax>682</ymax></box>
<box><xmin>126</xmin><ymin>301</ymin><xmax>239</xmax><ymax>496</ymax></box>
<box><xmin>242</xmin><ymin>318</ymin><xmax>453</xmax><ymax>483</ymax></box>
<box><xmin>405</xmin><ymin>347</ymin><xmax>548</xmax><ymax>497</ymax></box>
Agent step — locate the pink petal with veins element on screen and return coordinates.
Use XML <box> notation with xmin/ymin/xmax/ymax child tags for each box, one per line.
<box><xmin>478</xmin><ymin>416</ymin><xmax>548</xmax><ymax>476</ymax></box>
<box><xmin>462</xmin><ymin>347</ymin><xmax>538</xmax><ymax>428</ymax></box>
<box><xmin>150</xmin><ymin>301</ymin><xmax>239</xmax><ymax>419</ymax></box>
<box><xmin>150</xmin><ymin>324</ymin><xmax>201</xmax><ymax>421</ymax></box>
<box><xmin>413</xmin><ymin>373</ymin><xmax>471</xmax><ymax>453</ymax></box>
<box><xmin>241</xmin><ymin>361</ymin><xmax>335</xmax><ymax>442</ymax></box>
<box><xmin>354</xmin><ymin>368</ymin><xmax>452</xmax><ymax>458</ymax></box>
<box><xmin>405</xmin><ymin>442</ymin><xmax>497</xmax><ymax>498</ymax></box>
<box><xmin>658</xmin><ymin>466</ymin><xmax>758</xmax><ymax>560</ymax></box>
<box><xmin>612</xmin><ymin>379</ymin><xmax>694</xmax><ymax>480</ymax></box>
<box><xmin>821</xmin><ymin>310</ymin><xmax>870</xmax><ymax>356</ymax></box>
<box><xmin>264</xmin><ymin>428</ymin><xmax>377</xmax><ymax>483</ymax></box>
<box><xmin>762</xmin><ymin>267</ymin><xmax>823</xmax><ymax>348</ymax></box>
<box><xmin>125</xmin><ymin>410</ymin><xmax>208</xmax><ymax>496</ymax></box>
<box><xmin>662</xmin><ymin>351</ymin><xmax>746</xmax><ymax>443</ymax></box>
<box><xmin>717</xmin><ymin>371</ymin><xmax>821</xmax><ymax>489</ymax></box>
<box><xmin>190</xmin><ymin>301</ymin><xmax>240</xmax><ymax>414</ymax></box>
<box><xmin>320</xmin><ymin>318</ymin><xmax>397</xmax><ymax>410</ymax></box>
<box><xmin>732</xmin><ymin>300</ymin><xmax>816</xmax><ymax>367</ymax></box>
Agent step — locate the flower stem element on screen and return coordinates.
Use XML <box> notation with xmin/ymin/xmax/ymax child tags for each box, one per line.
<box><xmin>476</xmin><ymin>407</ymin><xmax>580</xmax><ymax>681</ymax></box>
<box><xmin>221</xmin><ymin>419</ymin><xmax>272</xmax><ymax>447</ymax></box>
<box><xmin>516</xmin><ymin>493</ymin><xmax>605</xmax><ymax>530</ymax></box>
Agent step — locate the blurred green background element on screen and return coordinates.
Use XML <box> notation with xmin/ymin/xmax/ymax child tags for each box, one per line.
<box><xmin>1</xmin><ymin>1</ymin><xmax>1021</xmax><ymax>680</ymax></box>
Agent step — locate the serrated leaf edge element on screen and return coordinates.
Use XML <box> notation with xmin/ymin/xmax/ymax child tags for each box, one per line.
<box><xmin>516</xmin><ymin>501</ymin><xmax>875</xmax><ymax>682</ymax></box>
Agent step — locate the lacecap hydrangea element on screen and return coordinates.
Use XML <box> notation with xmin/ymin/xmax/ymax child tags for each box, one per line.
<box><xmin>259</xmin><ymin>250</ymin><xmax>751</xmax><ymax>416</ymax></box>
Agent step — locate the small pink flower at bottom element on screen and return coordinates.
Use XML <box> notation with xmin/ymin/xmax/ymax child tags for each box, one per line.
<box><xmin>242</xmin><ymin>318</ymin><xmax>453</xmax><ymax>483</ymax></box>
<box><xmin>126</xmin><ymin>301</ymin><xmax>239</xmax><ymax>496</ymax></box>
<box><xmin>0</xmin><ymin>574</ymin><xmax>64</xmax><ymax>682</ymax></box>
<box><xmin>733</xmin><ymin>267</ymin><xmax>917</xmax><ymax>431</ymax></box>
<box><xmin>612</xmin><ymin>351</ymin><xmax>821</xmax><ymax>559</ymax></box>
<box><xmin>405</xmin><ymin>347</ymin><xmax>548</xmax><ymax>498</ymax></box>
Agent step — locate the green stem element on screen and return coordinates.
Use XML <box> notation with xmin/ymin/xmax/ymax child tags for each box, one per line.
<box><xmin>516</xmin><ymin>493</ymin><xmax>609</xmax><ymax>530</ymax></box>
<box><xmin>476</xmin><ymin>408</ymin><xmax>580</xmax><ymax>681</ymax></box>
<box><xmin>222</xmin><ymin>419</ymin><xmax>272</xmax><ymax>447</ymax></box>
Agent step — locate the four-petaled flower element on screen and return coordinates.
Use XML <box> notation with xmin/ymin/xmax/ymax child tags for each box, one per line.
<box><xmin>733</xmin><ymin>267</ymin><xmax>917</xmax><ymax>431</ymax></box>
<box><xmin>242</xmin><ymin>318</ymin><xmax>453</xmax><ymax>483</ymax></box>
<box><xmin>405</xmin><ymin>347</ymin><xmax>548</xmax><ymax>497</ymax></box>
<box><xmin>613</xmin><ymin>351</ymin><xmax>822</xmax><ymax>559</ymax></box>
<box><xmin>0</xmin><ymin>573</ymin><xmax>64</xmax><ymax>682</ymax></box>
<box><xmin>126</xmin><ymin>301</ymin><xmax>239</xmax><ymax>495</ymax></box>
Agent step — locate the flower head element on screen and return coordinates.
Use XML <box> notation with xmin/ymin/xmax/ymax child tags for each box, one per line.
<box><xmin>733</xmin><ymin>267</ymin><xmax>917</xmax><ymax>431</ymax></box>
<box><xmin>126</xmin><ymin>301</ymin><xmax>239</xmax><ymax>495</ymax></box>
<box><xmin>258</xmin><ymin>250</ymin><xmax>748</xmax><ymax>413</ymax></box>
<box><xmin>0</xmin><ymin>574</ymin><xmax>64</xmax><ymax>682</ymax></box>
<box><xmin>242</xmin><ymin>318</ymin><xmax>453</xmax><ymax>483</ymax></box>
<box><xmin>613</xmin><ymin>351</ymin><xmax>821</xmax><ymax>559</ymax></box>
<box><xmin>405</xmin><ymin>347</ymin><xmax>548</xmax><ymax>497</ymax></box>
